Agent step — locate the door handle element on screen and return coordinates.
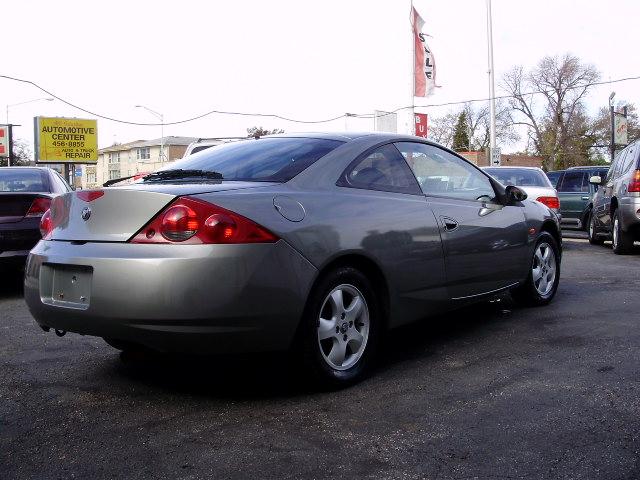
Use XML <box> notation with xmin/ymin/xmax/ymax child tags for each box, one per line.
<box><xmin>581</xmin><ymin>196</ymin><xmax>590</xmax><ymax>200</ymax></box>
<box><xmin>441</xmin><ymin>216</ymin><xmax>459</xmax><ymax>232</ymax></box>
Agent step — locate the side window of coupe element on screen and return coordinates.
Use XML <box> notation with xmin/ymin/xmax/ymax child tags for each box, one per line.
<box><xmin>342</xmin><ymin>144</ymin><xmax>422</xmax><ymax>195</ymax></box>
<box><xmin>394</xmin><ymin>142</ymin><xmax>496</xmax><ymax>202</ymax></box>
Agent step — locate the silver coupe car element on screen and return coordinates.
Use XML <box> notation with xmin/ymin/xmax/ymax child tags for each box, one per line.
<box><xmin>25</xmin><ymin>133</ymin><xmax>562</xmax><ymax>387</ymax></box>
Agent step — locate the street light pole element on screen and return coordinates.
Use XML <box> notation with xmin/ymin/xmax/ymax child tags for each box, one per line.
<box><xmin>135</xmin><ymin>105</ymin><xmax>164</xmax><ymax>165</ymax></box>
<box><xmin>609</xmin><ymin>92</ymin><xmax>616</xmax><ymax>162</ymax></box>
<box><xmin>6</xmin><ymin>97</ymin><xmax>54</xmax><ymax>125</ymax></box>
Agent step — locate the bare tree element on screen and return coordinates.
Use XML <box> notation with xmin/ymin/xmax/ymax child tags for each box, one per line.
<box><xmin>0</xmin><ymin>138</ymin><xmax>33</xmax><ymax>167</ymax></box>
<box><xmin>502</xmin><ymin>54</ymin><xmax>600</xmax><ymax>169</ymax></box>
<box><xmin>246</xmin><ymin>126</ymin><xmax>284</xmax><ymax>139</ymax></box>
<box><xmin>428</xmin><ymin>102</ymin><xmax>518</xmax><ymax>150</ymax></box>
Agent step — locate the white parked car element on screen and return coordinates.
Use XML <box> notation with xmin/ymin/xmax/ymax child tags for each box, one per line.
<box><xmin>484</xmin><ymin>166</ymin><xmax>561</xmax><ymax>221</ymax></box>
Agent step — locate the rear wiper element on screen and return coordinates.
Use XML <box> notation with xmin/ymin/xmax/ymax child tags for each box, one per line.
<box><xmin>142</xmin><ymin>169</ymin><xmax>224</xmax><ymax>182</ymax></box>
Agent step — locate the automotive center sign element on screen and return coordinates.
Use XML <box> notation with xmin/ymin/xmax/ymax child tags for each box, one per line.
<box><xmin>34</xmin><ymin>117</ymin><xmax>98</xmax><ymax>163</ymax></box>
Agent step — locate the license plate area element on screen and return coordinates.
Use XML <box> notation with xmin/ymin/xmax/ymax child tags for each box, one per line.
<box><xmin>40</xmin><ymin>263</ymin><xmax>93</xmax><ymax>310</ymax></box>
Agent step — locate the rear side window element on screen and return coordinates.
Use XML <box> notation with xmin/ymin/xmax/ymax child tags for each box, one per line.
<box><xmin>340</xmin><ymin>144</ymin><xmax>421</xmax><ymax>195</ymax></box>
<box><xmin>558</xmin><ymin>171</ymin><xmax>587</xmax><ymax>193</ymax></box>
<box><xmin>0</xmin><ymin>169</ymin><xmax>49</xmax><ymax>192</ymax></box>
<box><xmin>165</xmin><ymin>137</ymin><xmax>344</xmax><ymax>182</ymax></box>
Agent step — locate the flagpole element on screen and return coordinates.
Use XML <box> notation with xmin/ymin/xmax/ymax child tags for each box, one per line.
<box><xmin>410</xmin><ymin>0</ymin><xmax>415</xmax><ymax>136</ymax></box>
<box><xmin>486</xmin><ymin>0</ymin><xmax>497</xmax><ymax>155</ymax></box>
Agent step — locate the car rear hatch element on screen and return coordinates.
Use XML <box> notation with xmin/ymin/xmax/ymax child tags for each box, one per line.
<box><xmin>47</xmin><ymin>182</ymin><xmax>277</xmax><ymax>242</ymax></box>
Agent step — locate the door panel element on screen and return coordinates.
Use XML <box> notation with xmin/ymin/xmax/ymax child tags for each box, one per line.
<box><xmin>427</xmin><ymin>197</ymin><xmax>528</xmax><ymax>299</ymax></box>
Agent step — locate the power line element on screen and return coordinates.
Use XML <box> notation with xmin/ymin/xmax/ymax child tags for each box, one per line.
<box><xmin>2</xmin><ymin>73</ymin><xmax>639</xmax><ymax>126</ymax></box>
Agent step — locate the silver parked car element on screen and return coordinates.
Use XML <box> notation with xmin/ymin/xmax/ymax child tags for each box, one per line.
<box><xmin>25</xmin><ymin>133</ymin><xmax>562</xmax><ymax>387</ymax></box>
<box><xmin>483</xmin><ymin>166</ymin><xmax>561</xmax><ymax>221</ymax></box>
<box><xmin>589</xmin><ymin>139</ymin><xmax>640</xmax><ymax>253</ymax></box>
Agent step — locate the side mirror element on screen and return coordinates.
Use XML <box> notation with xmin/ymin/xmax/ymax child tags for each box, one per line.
<box><xmin>505</xmin><ymin>185</ymin><xmax>527</xmax><ymax>203</ymax></box>
<box><xmin>589</xmin><ymin>175</ymin><xmax>602</xmax><ymax>185</ymax></box>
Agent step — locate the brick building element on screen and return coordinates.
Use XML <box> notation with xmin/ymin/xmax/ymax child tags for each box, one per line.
<box><xmin>459</xmin><ymin>151</ymin><xmax>545</xmax><ymax>169</ymax></box>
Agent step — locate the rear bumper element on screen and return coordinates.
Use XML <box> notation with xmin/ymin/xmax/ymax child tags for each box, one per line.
<box><xmin>618</xmin><ymin>197</ymin><xmax>640</xmax><ymax>233</ymax></box>
<box><xmin>24</xmin><ymin>239</ymin><xmax>317</xmax><ymax>354</ymax></box>
<box><xmin>0</xmin><ymin>217</ymin><xmax>41</xmax><ymax>261</ymax></box>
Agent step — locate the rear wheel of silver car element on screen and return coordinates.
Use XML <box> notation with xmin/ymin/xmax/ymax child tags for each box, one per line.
<box><xmin>612</xmin><ymin>210</ymin><xmax>634</xmax><ymax>255</ymax></box>
<box><xmin>588</xmin><ymin>212</ymin><xmax>604</xmax><ymax>245</ymax></box>
<box><xmin>511</xmin><ymin>232</ymin><xmax>560</xmax><ymax>307</ymax></box>
<box><xmin>299</xmin><ymin>267</ymin><xmax>380</xmax><ymax>388</ymax></box>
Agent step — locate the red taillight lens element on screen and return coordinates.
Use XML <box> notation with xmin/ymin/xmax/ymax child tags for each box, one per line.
<box><xmin>77</xmin><ymin>190</ymin><xmax>105</xmax><ymax>202</ymax></box>
<box><xmin>40</xmin><ymin>209</ymin><xmax>53</xmax><ymax>239</ymax></box>
<box><xmin>628</xmin><ymin>170</ymin><xmax>640</xmax><ymax>193</ymax></box>
<box><xmin>26</xmin><ymin>197</ymin><xmax>52</xmax><ymax>217</ymax></box>
<box><xmin>130</xmin><ymin>197</ymin><xmax>278</xmax><ymax>244</ymax></box>
<box><xmin>536</xmin><ymin>196</ymin><xmax>560</xmax><ymax>210</ymax></box>
<box><xmin>161</xmin><ymin>205</ymin><xmax>199</xmax><ymax>241</ymax></box>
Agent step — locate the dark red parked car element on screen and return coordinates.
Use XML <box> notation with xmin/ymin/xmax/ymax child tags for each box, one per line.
<box><xmin>0</xmin><ymin>167</ymin><xmax>71</xmax><ymax>268</ymax></box>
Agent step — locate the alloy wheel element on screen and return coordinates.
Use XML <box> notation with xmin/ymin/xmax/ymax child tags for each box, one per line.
<box><xmin>613</xmin><ymin>217</ymin><xmax>619</xmax><ymax>249</ymax></box>
<box><xmin>532</xmin><ymin>242</ymin><xmax>557</xmax><ymax>297</ymax></box>
<box><xmin>317</xmin><ymin>284</ymin><xmax>370</xmax><ymax>371</ymax></box>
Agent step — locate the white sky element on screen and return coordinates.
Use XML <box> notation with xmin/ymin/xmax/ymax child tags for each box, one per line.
<box><xmin>2</xmin><ymin>0</ymin><xmax>639</xmax><ymax>153</ymax></box>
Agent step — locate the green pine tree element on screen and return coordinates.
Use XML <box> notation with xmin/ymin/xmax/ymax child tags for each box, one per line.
<box><xmin>451</xmin><ymin>111</ymin><xmax>471</xmax><ymax>152</ymax></box>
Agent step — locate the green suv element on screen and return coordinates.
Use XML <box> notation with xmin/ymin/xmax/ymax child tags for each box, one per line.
<box><xmin>546</xmin><ymin>166</ymin><xmax>609</xmax><ymax>230</ymax></box>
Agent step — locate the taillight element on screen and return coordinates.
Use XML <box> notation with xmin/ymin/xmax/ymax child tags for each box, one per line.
<box><xmin>40</xmin><ymin>209</ymin><xmax>53</xmax><ymax>239</ymax></box>
<box><xmin>26</xmin><ymin>197</ymin><xmax>52</xmax><ymax>217</ymax></box>
<box><xmin>130</xmin><ymin>197</ymin><xmax>278</xmax><ymax>244</ymax></box>
<box><xmin>628</xmin><ymin>170</ymin><xmax>640</xmax><ymax>193</ymax></box>
<box><xmin>77</xmin><ymin>190</ymin><xmax>105</xmax><ymax>202</ymax></box>
<box><xmin>536</xmin><ymin>196</ymin><xmax>560</xmax><ymax>210</ymax></box>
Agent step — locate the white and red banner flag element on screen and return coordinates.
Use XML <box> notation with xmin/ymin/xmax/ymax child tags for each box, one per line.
<box><xmin>412</xmin><ymin>6</ymin><xmax>437</xmax><ymax>97</ymax></box>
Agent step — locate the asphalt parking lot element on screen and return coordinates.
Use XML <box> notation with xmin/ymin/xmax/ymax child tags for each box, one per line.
<box><xmin>1</xmin><ymin>236</ymin><xmax>640</xmax><ymax>480</ymax></box>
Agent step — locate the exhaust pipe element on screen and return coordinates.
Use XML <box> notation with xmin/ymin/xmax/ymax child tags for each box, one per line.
<box><xmin>40</xmin><ymin>325</ymin><xmax>51</xmax><ymax>332</ymax></box>
<box><xmin>54</xmin><ymin>329</ymin><xmax>67</xmax><ymax>337</ymax></box>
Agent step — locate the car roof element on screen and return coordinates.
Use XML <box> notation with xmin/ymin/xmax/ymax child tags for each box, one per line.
<box><xmin>267</xmin><ymin>132</ymin><xmax>437</xmax><ymax>143</ymax></box>
<box><xmin>483</xmin><ymin>166</ymin><xmax>543</xmax><ymax>171</ymax></box>
<box><xmin>567</xmin><ymin>165</ymin><xmax>608</xmax><ymax>170</ymax></box>
<box><xmin>0</xmin><ymin>166</ymin><xmax>54</xmax><ymax>172</ymax></box>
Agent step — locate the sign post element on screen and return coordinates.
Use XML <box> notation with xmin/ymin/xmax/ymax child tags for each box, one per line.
<box><xmin>490</xmin><ymin>147</ymin><xmax>501</xmax><ymax>167</ymax></box>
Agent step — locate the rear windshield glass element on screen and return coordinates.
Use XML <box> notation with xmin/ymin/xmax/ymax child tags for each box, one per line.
<box><xmin>485</xmin><ymin>168</ymin><xmax>550</xmax><ymax>188</ymax></box>
<box><xmin>0</xmin><ymin>169</ymin><xmax>48</xmax><ymax>192</ymax></box>
<box><xmin>163</xmin><ymin>137</ymin><xmax>344</xmax><ymax>182</ymax></box>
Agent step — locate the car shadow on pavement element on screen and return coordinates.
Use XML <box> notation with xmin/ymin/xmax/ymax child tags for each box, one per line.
<box><xmin>110</xmin><ymin>296</ymin><xmax>516</xmax><ymax>399</ymax></box>
<box><xmin>0</xmin><ymin>266</ymin><xmax>25</xmax><ymax>299</ymax></box>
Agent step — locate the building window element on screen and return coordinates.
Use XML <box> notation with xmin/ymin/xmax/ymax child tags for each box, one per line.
<box><xmin>108</xmin><ymin>169</ymin><xmax>120</xmax><ymax>180</ymax></box>
<box><xmin>87</xmin><ymin>172</ymin><xmax>96</xmax><ymax>184</ymax></box>
<box><xmin>137</xmin><ymin>147</ymin><xmax>150</xmax><ymax>160</ymax></box>
<box><xmin>108</xmin><ymin>152</ymin><xmax>120</xmax><ymax>163</ymax></box>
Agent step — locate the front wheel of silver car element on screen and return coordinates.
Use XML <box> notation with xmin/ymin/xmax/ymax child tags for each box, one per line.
<box><xmin>298</xmin><ymin>267</ymin><xmax>380</xmax><ymax>389</ymax></box>
<box><xmin>511</xmin><ymin>232</ymin><xmax>560</xmax><ymax>307</ymax></box>
<box><xmin>612</xmin><ymin>210</ymin><xmax>634</xmax><ymax>255</ymax></box>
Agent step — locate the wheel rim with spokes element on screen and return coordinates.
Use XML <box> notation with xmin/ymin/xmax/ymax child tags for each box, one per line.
<box><xmin>589</xmin><ymin>214</ymin><xmax>595</xmax><ymax>239</ymax></box>
<box><xmin>532</xmin><ymin>242</ymin><xmax>557</xmax><ymax>297</ymax></box>
<box><xmin>613</xmin><ymin>216</ymin><xmax>619</xmax><ymax>249</ymax></box>
<box><xmin>317</xmin><ymin>284</ymin><xmax>370</xmax><ymax>371</ymax></box>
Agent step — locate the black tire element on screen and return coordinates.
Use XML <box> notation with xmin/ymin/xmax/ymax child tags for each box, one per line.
<box><xmin>103</xmin><ymin>337</ymin><xmax>141</xmax><ymax>352</ymax></box>
<box><xmin>588</xmin><ymin>211</ymin><xmax>604</xmax><ymax>245</ymax></box>
<box><xmin>511</xmin><ymin>232</ymin><xmax>561</xmax><ymax>307</ymax></box>
<box><xmin>297</xmin><ymin>266</ymin><xmax>381</xmax><ymax>389</ymax></box>
<box><xmin>612</xmin><ymin>209</ymin><xmax>634</xmax><ymax>254</ymax></box>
